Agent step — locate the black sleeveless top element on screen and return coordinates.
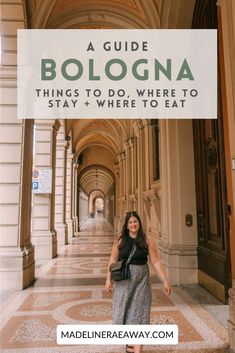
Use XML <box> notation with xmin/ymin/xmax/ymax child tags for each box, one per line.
<box><xmin>119</xmin><ymin>234</ymin><xmax>148</xmax><ymax>265</ymax></box>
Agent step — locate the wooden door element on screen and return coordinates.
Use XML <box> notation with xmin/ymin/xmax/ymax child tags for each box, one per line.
<box><xmin>193</xmin><ymin>118</ymin><xmax>231</xmax><ymax>302</ymax></box>
<box><xmin>192</xmin><ymin>0</ymin><xmax>231</xmax><ymax>303</ymax></box>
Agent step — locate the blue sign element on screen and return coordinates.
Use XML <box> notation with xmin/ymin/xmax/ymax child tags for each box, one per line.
<box><xmin>32</xmin><ymin>181</ymin><xmax>39</xmax><ymax>190</ymax></box>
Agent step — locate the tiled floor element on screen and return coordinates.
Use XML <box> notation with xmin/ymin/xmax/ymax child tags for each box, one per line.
<box><xmin>0</xmin><ymin>217</ymin><xmax>230</xmax><ymax>353</ymax></box>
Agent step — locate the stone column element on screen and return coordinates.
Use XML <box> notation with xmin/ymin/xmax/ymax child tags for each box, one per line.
<box><xmin>124</xmin><ymin>139</ymin><xmax>133</xmax><ymax>211</ymax></box>
<box><xmin>0</xmin><ymin>0</ymin><xmax>35</xmax><ymax>289</ymax></box>
<box><xmin>121</xmin><ymin>151</ymin><xmax>126</xmax><ymax>213</ymax></box>
<box><xmin>117</xmin><ymin>154</ymin><xmax>123</xmax><ymax>204</ymax></box>
<box><xmin>134</xmin><ymin>120</ymin><xmax>144</xmax><ymax>218</ymax></box>
<box><xmin>132</xmin><ymin>135</ymin><xmax>138</xmax><ymax>211</ymax></box>
<box><xmin>31</xmin><ymin>120</ymin><xmax>60</xmax><ymax>262</ymax></box>
<box><xmin>129</xmin><ymin>138</ymin><xmax>134</xmax><ymax>195</ymax></box>
<box><xmin>142</xmin><ymin>121</ymin><xmax>151</xmax><ymax>228</ymax></box>
<box><xmin>124</xmin><ymin>141</ymin><xmax>129</xmax><ymax>210</ymax></box>
<box><xmin>143</xmin><ymin>120</ymin><xmax>151</xmax><ymax>191</ymax></box>
<box><xmin>143</xmin><ymin>189</ymin><xmax>161</xmax><ymax>235</ymax></box>
<box><xmin>117</xmin><ymin>153</ymin><xmax>125</xmax><ymax>233</ymax></box>
<box><xmin>55</xmin><ymin>126</ymin><xmax>68</xmax><ymax>248</ymax></box>
<box><xmin>66</xmin><ymin>150</ymin><xmax>74</xmax><ymax>242</ymax></box>
<box><xmin>114</xmin><ymin>162</ymin><xmax>120</xmax><ymax>234</ymax></box>
<box><xmin>159</xmin><ymin>119</ymin><xmax>198</xmax><ymax>285</ymax></box>
<box><xmin>128</xmin><ymin>138</ymin><xmax>136</xmax><ymax>211</ymax></box>
<box><xmin>73</xmin><ymin>162</ymin><xmax>79</xmax><ymax>234</ymax></box>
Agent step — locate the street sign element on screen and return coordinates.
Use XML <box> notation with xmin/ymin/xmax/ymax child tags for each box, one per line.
<box><xmin>32</xmin><ymin>169</ymin><xmax>52</xmax><ymax>193</ymax></box>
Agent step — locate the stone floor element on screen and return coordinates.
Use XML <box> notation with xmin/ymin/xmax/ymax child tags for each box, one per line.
<box><xmin>0</xmin><ymin>217</ymin><xmax>231</xmax><ymax>353</ymax></box>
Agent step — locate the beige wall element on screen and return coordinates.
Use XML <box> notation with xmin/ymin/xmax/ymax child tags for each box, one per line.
<box><xmin>0</xmin><ymin>0</ymin><xmax>35</xmax><ymax>290</ymax></box>
<box><xmin>31</xmin><ymin>120</ymin><xmax>59</xmax><ymax>262</ymax></box>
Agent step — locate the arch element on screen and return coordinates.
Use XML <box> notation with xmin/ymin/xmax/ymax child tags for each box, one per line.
<box><xmin>80</xmin><ymin>171</ymin><xmax>113</xmax><ymax>195</ymax></box>
<box><xmin>89</xmin><ymin>189</ymin><xmax>105</xmax><ymax>198</ymax></box>
<box><xmin>73</xmin><ymin>119</ymin><xmax>127</xmax><ymax>154</ymax></box>
<box><xmin>78</xmin><ymin>164</ymin><xmax>115</xmax><ymax>196</ymax></box>
<box><xmin>46</xmin><ymin>10</ymin><xmax>149</xmax><ymax>29</ymax></box>
<box><xmin>75</xmin><ymin>134</ymin><xmax>119</xmax><ymax>158</ymax></box>
<box><xmin>89</xmin><ymin>189</ymin><xmax>105</xmax><ymax>214</ymax></box>
<box><xmin>78</xmin><ymin>164</ymin><xmax>115</xmax><ymax>182</ymax></box>
<box><xmin>28</xmin><ymin>0</ymin><xmax>163</xmax><ymax>30</ymax></box>
<box><xmin>43</xmin><ymin>1</ymin><xmax>155</xmax><ymax>29</ymax></box>
<box><xmin>76</xmin><ymin>142</ymin><xmax>117</xmax><ymax>160</ymax></box>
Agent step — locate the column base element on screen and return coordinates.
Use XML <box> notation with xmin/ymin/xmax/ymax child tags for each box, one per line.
<box><xmin>157</xmin><ymin>238</ymin><xmax>198</xmax><ymax>285</ymax></box>
<box><xmin>31</xmin><ymin>230</ymin><xmax>57</xmax><ymax>263</ymax></box>
<box><xmin>56</xmin><ymin>223</ymin><xmax>68</xmax><ymax>246</ymax></box>
<box><xmin>73</xmin><ymin>216</ymin><xmax>79</xmax><ymax>234</ymax></box>
<box><xmin>0</xmin><ymin>245</ymin><xmax>35</xmax><ymax>290</ymax></box>
<box><xmin>228</xmin><ymin>287</ymin><xmax>235</xmax><ymax>352</ymax></box>
<box><xmin>67</xmin><ymin>219</ymin><xmax>74</xmax><ymax>242</ymax></box>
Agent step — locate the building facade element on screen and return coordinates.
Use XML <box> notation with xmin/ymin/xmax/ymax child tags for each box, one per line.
<box><xmin>0</xmin><ymin>0</ymin><xmax>235</xmax><ymax>350</ymax></box>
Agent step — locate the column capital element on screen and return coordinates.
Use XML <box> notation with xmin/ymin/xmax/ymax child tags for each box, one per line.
<box><xmin>65</xmin><ymin>141</ymin><xmax>71</xmax><ymax>150</ymax></box>
<box><xmin>133</xmin><ymin>121</ymin><xmax>139</xmax><ymax>137</ymax></box>
<box><xmin>34</xmin><ymin>119</ymin><xmax>57</xmax><ymax>128</ymax></box>
<box><xmin>129</xmin><ymin>193</ymin><xmax>137</xmax><ymax>202</ymax></box>
<box><xmin>124</xmin><ymin>138</ymin><xmax>134</xmax><ymax>151</ymax></box>
<box><xmin>117</xmin><ymin>154</ymin><xmax>122</xmax><ymax>163</ymax></box>
<box><xmin>133</xmin><ymin>121</ymin><xmax>144</xmax><ymax>137</ymax></box>
<box><xmin>114</xmin><ymin>162</ymin><xmax>120</xmax><ymax>176</ymax></box>
<box><xmin>53</xmin><ymin>119</ymin><xmax>61</xmax><ymax>132</ymax></box>
<box><xmin>128</xmin><ymin>137</ymin><xmax>134</xmax><ymax>149</ymax></box>
<box><xmin>121</xmin><ymin>151</ymin><xmax>126</xmax><ymax>160</ymax></box>
<box><xmin>124</xmin><ymin>140</ymin><xmax>129</xmax><ymax>151</ymax></box>
<box><xmin>143</xmin><ymin>188</ymin><xmax>160</xmax><ymax>205</ymax></box>
<box><xmin>137</xmin><ymin>119</ymin><xmax>145</xmax><ymax>130</ymax></box>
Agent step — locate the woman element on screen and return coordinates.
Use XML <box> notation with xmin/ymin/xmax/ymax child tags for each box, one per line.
<box><xmin>105</xmin><ymin>211</ymin><xmax>172</xmax><ymax>353</ymax></box>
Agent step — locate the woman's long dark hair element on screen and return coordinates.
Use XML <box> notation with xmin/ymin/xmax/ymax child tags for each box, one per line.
<box><xmin>118</xmin><ymin>211</ymin><xmax>148</xmax><ymax>250</ymax></box>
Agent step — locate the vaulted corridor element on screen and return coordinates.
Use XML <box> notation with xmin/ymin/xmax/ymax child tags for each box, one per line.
<box><xmin>0</xmin><ymin>217</ymin><xmax>230</xmax><ymax>353</ymax></box>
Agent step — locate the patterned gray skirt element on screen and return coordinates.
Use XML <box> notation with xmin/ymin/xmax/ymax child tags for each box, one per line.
<box><xmin>112</xmin><ymin>264</ymin><xmax>151</xmax><ymax>324</ymax></box>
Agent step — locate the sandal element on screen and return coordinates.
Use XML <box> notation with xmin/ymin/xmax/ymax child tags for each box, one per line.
<box><xmin>126</xmin><ymin>345</ymin><xmax>134</xmax><ymax>353</ymax></box>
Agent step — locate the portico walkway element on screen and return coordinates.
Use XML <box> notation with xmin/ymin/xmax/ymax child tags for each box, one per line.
<box><xmin>0</xmin><ymin>217</ymin><xmax>230</xmax><ymax>353</ymax></box>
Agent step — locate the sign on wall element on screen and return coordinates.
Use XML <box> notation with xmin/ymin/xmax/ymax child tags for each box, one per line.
<box><xmin>32</xmin><ymin>169</ymin><xmax>52</xmax><ymax>194</ymax></box>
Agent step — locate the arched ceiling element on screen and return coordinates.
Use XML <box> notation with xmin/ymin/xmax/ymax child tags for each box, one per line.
<box><xmin>27</xmin><ymin>0</ymin><xmax>161</xmax><ymax>29</ymax></box>
<box><xmin>79</xmin><ymin>164</ymin><xmax>114</xmax><ymax>195</ymax></box>
<box><xmin>26</xmin><ymin>0</ymin><xmax>196</xmax><ymax>30</ymax></box>
<box><xmin>90</xmin><ymin>190</ymin><xmax>104</xmax><ymax>200</ymax></box>
<box><xmin>72</xmin><ymin>119</ymin><xmax>127</xmax><ymax>157</ymax></box>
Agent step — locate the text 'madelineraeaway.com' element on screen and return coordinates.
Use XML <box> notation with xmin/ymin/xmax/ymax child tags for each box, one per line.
<box><xmin>57</xmin><ymin>325</ymin><xmax>178</xmax><ymax>345</ymax></box>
